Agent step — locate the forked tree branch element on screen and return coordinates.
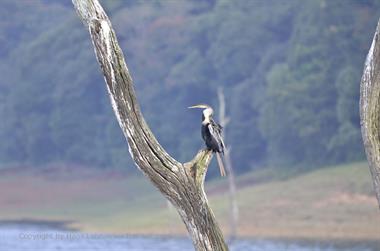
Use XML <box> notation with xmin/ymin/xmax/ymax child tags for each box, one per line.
<box><xmin>360</xmin><ymin>18</ymin><xmax>380</xmax><ymax>208</ymax></box>
<box><xmin>72</xmin><ymin>0</ymin><xmax>229</xmax><ymax>249</ymax></box>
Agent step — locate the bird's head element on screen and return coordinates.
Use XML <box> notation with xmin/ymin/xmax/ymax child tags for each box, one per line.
<box><xmin>188</xmin><ymin>104</ymin><xmax>214</xmax><ymax>122</ymax></box>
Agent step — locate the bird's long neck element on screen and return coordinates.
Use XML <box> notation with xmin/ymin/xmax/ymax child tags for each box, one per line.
<box><xmin>202</xmin><ymin>108</ymin><xmax>213</xmax><ymax>125</ymax></box>
<box><xmin>202</xmin><ymin>115</ymin><xmax>210</xmax><ymax>125</ymax></box>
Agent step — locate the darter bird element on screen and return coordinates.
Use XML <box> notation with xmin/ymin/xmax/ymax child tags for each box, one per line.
<box><xmin>189</xmin><ymin>104</ymin><xmax>226</xmax><ymax>176</ymax></box>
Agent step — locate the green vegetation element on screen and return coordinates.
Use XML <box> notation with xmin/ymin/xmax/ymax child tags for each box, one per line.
<box><xmin>0</xmin><ymin>1</ymin><xmax>379</xmax><ymax>175</ymax></box>
<box><xmin>0</xmin><ymin>162</ymin><xmax>378</xmax><ymax>240</ymax></box>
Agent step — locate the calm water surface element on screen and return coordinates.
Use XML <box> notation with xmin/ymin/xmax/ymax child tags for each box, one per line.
<box><xmin>0</xmin><ymin>225</ymin><xmax>378</xmax><ymax>251</ymax></box>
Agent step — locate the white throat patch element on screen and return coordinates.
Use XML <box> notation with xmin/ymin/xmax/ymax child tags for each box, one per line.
<box><xmin>202</xmin><ymin>108</ymin><xmax>213</xmax><ymax>124</ymax></box>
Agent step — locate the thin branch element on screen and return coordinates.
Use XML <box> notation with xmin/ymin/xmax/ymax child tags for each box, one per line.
<box><xmin>218</xmin><ymin>87</ymin><xmax>239</xmax><ymax>240</ymax></box>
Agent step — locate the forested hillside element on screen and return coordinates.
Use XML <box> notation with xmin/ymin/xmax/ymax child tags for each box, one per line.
<box><xmin>0</xmin><ymin>0</ymin><xmax>379</xmax><ymax>175</ymax></box>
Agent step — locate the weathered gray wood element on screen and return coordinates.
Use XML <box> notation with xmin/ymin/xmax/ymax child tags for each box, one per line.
<box><xmin>72</xmin><ymin>0</ymin><xmax>229</xmax><ymax>249</ymax></box>
<box><xmin>360</xmin><ymin>18</ymin><xmax>380</xmax><ymax>209</ymax></box>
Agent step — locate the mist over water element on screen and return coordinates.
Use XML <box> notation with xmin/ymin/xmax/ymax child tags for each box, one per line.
<box><xmin>0</xmin><ymin>225</ymin><xmax>377</xmax><ymax>251</ymax></box>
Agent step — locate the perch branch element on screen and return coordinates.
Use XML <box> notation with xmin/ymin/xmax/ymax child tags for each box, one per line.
<box><xmin>72</xmin><ymin>0</ymin><xmax>229</xmax><ymax>249</ymax></box>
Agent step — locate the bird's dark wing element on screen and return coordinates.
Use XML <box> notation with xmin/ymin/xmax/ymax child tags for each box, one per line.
<box><xmin>208</xmin><ymin>121</ymin><xmax>225</xmax><ymax>153</ymax></box>
<box><xmin>216</xmin><ymin>123</ymin><xmax>223</xmax><ymax>132</ymax></box>
<box><xmin>215</xmin><ymin>123</ymin><xmax>225</xmax><ymax>149</ymax></box>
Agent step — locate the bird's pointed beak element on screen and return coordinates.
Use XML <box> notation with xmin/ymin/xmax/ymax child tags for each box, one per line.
<box><xmin>188</xmin><ymin>104</ymin><xmax>209</xmax><ymax>109</ymax></box>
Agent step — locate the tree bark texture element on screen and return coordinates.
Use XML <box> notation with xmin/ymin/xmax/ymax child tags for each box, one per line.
<box><xmin>72</xmin><ymin>0</ymin><xmax>229</xmax><ymax>250</ymax></box>
<box><xmin>360</xmin><ymin>19</ymin><xmax>380</xmax><ymax>208</ymax></box>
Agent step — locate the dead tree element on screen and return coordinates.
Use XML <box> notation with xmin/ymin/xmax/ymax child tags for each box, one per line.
<box><xmin>72</xmin><ymin>0</ymin><xmax>229</xmax><ymax>250</ymax></box>
<box><xmin>360</xmin><ymin>18</ymin><xmax>380</xmax><ymax>209</ymax></box>
<box><xmin>217</xmin><ymin>88</ymin><xmax>239</xmax><ymax>241</ymax></box>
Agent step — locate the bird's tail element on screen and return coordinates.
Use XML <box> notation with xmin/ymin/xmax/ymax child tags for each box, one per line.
<box><xmin>216</xmin><ymin>152</ymin><xmax>226</xmax><ymax>177</ymax></box>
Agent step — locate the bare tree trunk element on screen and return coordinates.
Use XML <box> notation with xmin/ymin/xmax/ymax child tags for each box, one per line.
<box><xmin>71</xmin><ymin>0</ymin><xmax>228</xmax><ymax>250</ymax></box>
<box><xmin>217</xmin><ymin>88</ymin><xmax>239</xmax><ymax>240</ymax></box>
<box><xmin>360</xmin><ymin>18</ymin><xmax>380</xmax><ymax>209</ymax></box>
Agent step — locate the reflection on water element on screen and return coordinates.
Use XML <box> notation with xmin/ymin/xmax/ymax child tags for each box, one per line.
<box><xmin>0</xmin><ymin>225</ymin><xmax>378</xmax><ymax>251</ymax></box>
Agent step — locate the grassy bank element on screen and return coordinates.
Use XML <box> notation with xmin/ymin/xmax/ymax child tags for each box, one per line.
<box><xmin>0</xmin><ymin>162</ymin><xmax>378</xmax><ymax>241</ymax></box>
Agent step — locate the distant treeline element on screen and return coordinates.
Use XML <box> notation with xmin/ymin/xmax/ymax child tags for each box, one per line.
<box><xmin>0</xmin><ymin>0</ymin><xmax>379</xmax><ymax>175</ymax></box>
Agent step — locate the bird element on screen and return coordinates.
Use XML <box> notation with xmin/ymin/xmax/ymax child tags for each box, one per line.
<box><xmin>188</xmin><ymin>104</ymin><xmax>226</xmax><ymax>176</ymax></box>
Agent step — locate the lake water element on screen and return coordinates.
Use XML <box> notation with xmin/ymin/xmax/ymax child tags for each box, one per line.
<box><xmin>0</xmin><ymin>224</ymin><xmax>378</xmax><ymax>251</ymax></box>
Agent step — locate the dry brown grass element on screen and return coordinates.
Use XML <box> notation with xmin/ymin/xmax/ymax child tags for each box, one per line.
<box><xmin>0</xmin><ymin>162</ymin><xmax>379</xmax><ymax>241</ymax></box>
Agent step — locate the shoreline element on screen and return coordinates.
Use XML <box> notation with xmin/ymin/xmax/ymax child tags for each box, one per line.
<box><xmin>0</xmin><ymin>219</ymin><xmax>77</xmax><ymax>232</ymax></box>
<box><xmin>0</xmin><ymin>163</ymin><xmax>378</xmax><ymax>246</ymax></box>
<box><xmin>0</xmin><ymin>218</ymin><xmax>379</xmax><ymax>246</ymax></box>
